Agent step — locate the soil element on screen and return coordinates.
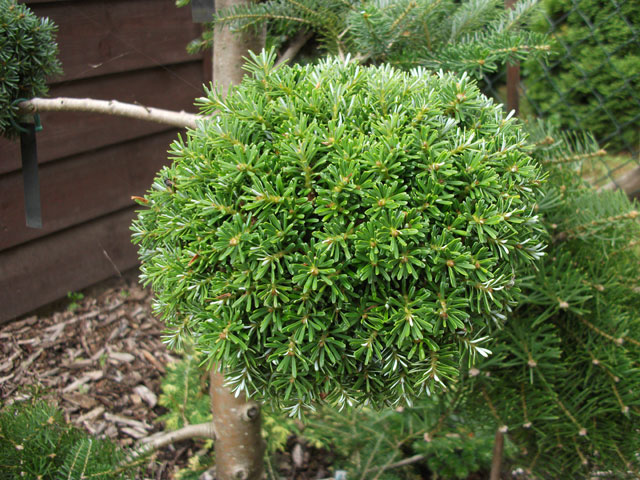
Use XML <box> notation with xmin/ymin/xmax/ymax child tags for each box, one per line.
<box><xmin>0</xmin><ymin>270</ymin><xmax>331</xmax><ymax>480</ymax></box>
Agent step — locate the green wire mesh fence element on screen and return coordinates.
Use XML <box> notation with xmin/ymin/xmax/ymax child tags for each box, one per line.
<box><xmin>484</xmin><ymin>0</ymin><xmax>639</xmax><ymax>191</ymax></box>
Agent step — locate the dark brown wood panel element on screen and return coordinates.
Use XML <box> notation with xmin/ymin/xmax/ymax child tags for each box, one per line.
<box><xmin>0</xmin><ymin>207</ymin><xmax>140</xmax><ymax>323</ymax></box>
<box><xmin>0</xmin><ymin>1</ymin><xmax>209</xmax><ymax>322</ymax></box>
<box><xmin>0</xmin><ymin>62</ymin><xmax>203</xmax><ymax>175</ymax></box>
<box><xmin>27</xmin><ymin>0</ymin><xmax>202</xmax><ymax>83</ymax></box>
<box><xmin>0</xmin><ymin>130</ymin><xmax>178</xmax><ymax>250</ymax></box>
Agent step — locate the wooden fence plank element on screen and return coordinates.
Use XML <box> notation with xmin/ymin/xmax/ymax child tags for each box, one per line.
<box><xmin>0</xmin><ymin>0</ymin><xmax>208</xmax><ymax>322</ymax></box>
<box><xmin>0</xmin><ymin>62</ymin><xmax>203</xmax><ymax>175</ymax></box>
<box><xmin>0</xmin><ymin>130</ymin><xmax>178</xmax><ymax>250</ymax></box>
<box><xmin>0</xmin><ymin>207</ymin><xmax>140</xmax><ymax>323</ymax></box>
<box><xmin>28</xmin><ymin>0</ymin><xmax>202</xmax><ymax>83</ymax></box>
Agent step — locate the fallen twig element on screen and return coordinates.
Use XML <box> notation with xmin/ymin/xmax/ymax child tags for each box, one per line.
<box><xmin>124</xmin><ymin>421</ymin><xmax>218</xmax><ymax>462</ymax></box>
<box><xmin>139</xmin><ymin>421</ymin><xmax>217</xmax><ymax>449</ymax></box>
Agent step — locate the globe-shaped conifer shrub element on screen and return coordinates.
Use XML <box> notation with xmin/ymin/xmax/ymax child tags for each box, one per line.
<box><xmin>0</xmin><ymin>0</ymin><xmax>61</xmax><ymax>138</ymax></box>
<box><xmin>132</xmin><ymin>51</ymin><xmax>545</xmax><ymax>414</ymax></box>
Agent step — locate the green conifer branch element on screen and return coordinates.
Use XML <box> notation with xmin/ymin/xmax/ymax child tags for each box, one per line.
<box><xmin>210</xmin><ymin>0</ymin><xmax>550</xmax><ymax>77</ymax></box>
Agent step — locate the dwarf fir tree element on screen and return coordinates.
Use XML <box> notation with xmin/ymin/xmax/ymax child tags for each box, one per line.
<box><xmin>3</xmin><ymin>1</ymin><xmax>637</xmax><ymax>477</ymax></box>
<box><xmin>136</xmin><ymin>119</ymin><xmax>640</xmax><ymax>479</ymax></box>
<box><xmin>132</xmin><ymin>50</ymin><xmax>545</xmax><ymax>415</ymax></box>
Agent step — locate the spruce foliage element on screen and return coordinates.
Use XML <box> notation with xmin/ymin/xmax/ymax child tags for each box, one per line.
<box><xmin>157</xmin><ymin>351</ymin><xmax>212</xmax><ymax>430</ymax></box>
<box><xmin>210</xmin><ymin>0</ymin><xmax>550</xmax><ymax>77</ymax></box>
<box><xmin>0</xmin><ymin>0</ymin><xmax>61</xmax><ymax>139</ymax></box>
<box><xmin>132</xmin><ymin>50</ymin><xmax>545</xmax><ymax>414</ymax></box>
<box><xmin>0</xmin><ymin>400</ymin><xmax>142</xmax><ymax>479</ymax></box>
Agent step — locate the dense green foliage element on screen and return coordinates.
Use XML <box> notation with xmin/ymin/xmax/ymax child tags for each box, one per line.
<box><xmin>0</xmin><ymin>0</ymin><xmax>61</xmax><ymax>139</ymax></box>
<box><xmin>207</xmin><ymin>0</ymin><xmax>549</xmax><ymax>79</ymax></box>
<box><xmin>133</xmin><ymin>50</ymin><xmax>545</xmax><ymax>414</ymax></box>
<box><xmin>152</xmin><ymin>123</ymin><xmax>640</xmax><ymax>479</ymax></box>
<box><xmin>0</xmin><ymin>400</ymin><xmax>142</xmax><ymax>479</ymax></box>
<box><xmin>523</xmin><ymin>0</ymin><xmax>640</xmax><ymax>152</ymax></box>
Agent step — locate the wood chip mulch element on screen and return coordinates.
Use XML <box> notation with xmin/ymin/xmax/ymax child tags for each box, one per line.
<box><xmin>0</xmin><ymin>271</ymin><xmax>196</xmax><ymax>479</ymax></box>
<box><xmin>1</xmin><ymin>271</ymin><xmax>334</xmax><ymax>480</ymax></box>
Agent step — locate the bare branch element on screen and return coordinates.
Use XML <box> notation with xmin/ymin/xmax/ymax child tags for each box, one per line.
<box><xmin>138</xmin><ymin>421</ymin><xmax>217</xmax><ymax>450</ymax></box>
<box><xmin>119</xmin><ymin>421</ymin><xmax>217</xmax><ymax>468</ymax></box>
<box><xmin>377</xmin><ymin>453</ymin><xmax>426</xmax><ymax>472</ymax></box>
<box><xmin>18</xmin><ymin>97</ymin><xmax>200</xmax><ymax>129</ymax></box>
<box><xmin>275</xmin><ymin>31</ymin><xmax>314</xmax><ymax>67</ymax></box>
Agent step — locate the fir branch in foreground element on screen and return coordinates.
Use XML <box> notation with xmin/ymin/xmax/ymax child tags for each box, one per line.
<box><xmin>211</xmin><ymin>0</ymin><xmax>550</xmax><ymax>78</ymax></box>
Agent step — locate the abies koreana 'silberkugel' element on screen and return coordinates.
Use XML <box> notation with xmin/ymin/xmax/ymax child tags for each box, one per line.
<box><xmin>132</xmin><ymin>51</ymin><xmax>545</xmax><ymax>414</ymax></box>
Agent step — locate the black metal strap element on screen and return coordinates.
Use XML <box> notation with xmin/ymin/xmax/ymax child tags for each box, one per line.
<box><xmin>19</xmin><ymin>122</ymin><xmax>42</xmax><ymax>229</ymax></box>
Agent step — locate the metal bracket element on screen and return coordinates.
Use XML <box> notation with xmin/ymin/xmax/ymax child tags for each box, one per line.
<box><xmin>19</xmin><ymin>122</ymin><xmax>42</xmax><ymax>229</ymax></box>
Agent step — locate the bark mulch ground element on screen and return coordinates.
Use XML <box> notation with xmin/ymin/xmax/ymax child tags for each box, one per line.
<box><xmin>1</xmin><ymin>271</ymin><xmax>332</xmax><ymax>479</ymax></box>
<box><xmin>0</xmin><ymin>271</ymin><xmax>198</xmax><ymax>478</ymax></box>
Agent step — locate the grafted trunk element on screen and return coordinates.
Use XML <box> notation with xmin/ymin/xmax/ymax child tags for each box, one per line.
<box><xmin>210</xmin><ymin>3</ymin><xmax>265</xmax><ymax>479</ymax></box>
<box><xmin>210</xmin><ymin>371</ymin><xmax>265</xmax><ymax>480</ymax></box>
<box><xmin>213</xmin><ymin>0</ymin><xmax>265</xmax><ymax>96</ymax></box>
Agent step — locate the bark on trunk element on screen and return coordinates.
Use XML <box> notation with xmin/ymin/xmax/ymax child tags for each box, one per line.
<box><xmin>210</xmin><ymin>370</ymin><xmax>265</xmax><ymax>480</ymax></box>
<box><xmin>213</xmin><ymin>0</ymin><xmax>265</xmax><ymax>96</ymax></box>
<box><xmin>210</xmin><ymin>3</ymin><xmax>266</xmax><ymax>479</ymax></box>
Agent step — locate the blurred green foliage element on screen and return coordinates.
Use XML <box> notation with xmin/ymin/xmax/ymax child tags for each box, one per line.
<box><xmin>523</xmin><ymin>0</ymin><xmax>640</xmax><ymax>153</ymax></box>
<box><xmin>0</xmin><ymin>400</ymin><xmax>143</xmax><ymax>479</ymax></box>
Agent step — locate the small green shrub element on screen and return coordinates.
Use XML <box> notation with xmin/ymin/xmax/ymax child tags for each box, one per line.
<box><xmin>0</xmin><ymin>400</ymin><xmax>141</xmax><ymax>479</ymax></box>
<box><xmin>133</xmin><ymin>50</ymin><xmax>545</xmax><ymax>414</ymax></box>
<box><xmin>157</xmin><ymin>351</ymin><xmax>212</xmax><ymax>430</ymax></box>
<box><xmin>0</xmin><ymin>0</ymin><xmax>62</xmax><ymax>139</ymax></box>
<box><xmin>523</xmin><ymin>0</ymin><xmax>640</xmax><ymax>153</ymax></box>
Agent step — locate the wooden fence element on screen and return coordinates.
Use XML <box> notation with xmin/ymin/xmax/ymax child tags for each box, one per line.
<box><xmin>0</xmin><ymin>0</ymin><xmax>209</xmax><ymax>323</ymax></box>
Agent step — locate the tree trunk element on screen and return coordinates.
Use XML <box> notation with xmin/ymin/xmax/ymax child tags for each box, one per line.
<box><xmin>210</xmin><ymin>370</ymin><xmax>264</xmax><ymax>480</ymax></box>
<box><xmin>210</xmin><ymin>3</ymin><xmax>265</xmax><ymax>479</ymax></box>
<box><xmin>213</xmin><ymin>0</ymin><xmax>265</xmax><ymax>96</ymax></box>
